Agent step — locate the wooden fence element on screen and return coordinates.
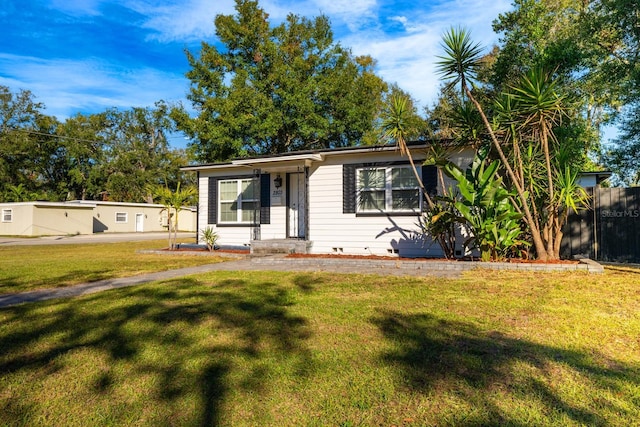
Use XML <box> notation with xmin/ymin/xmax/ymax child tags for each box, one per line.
<box><xmin>562</xmin><ymin>187</ymin><xmax>640</xmax><ymax>263</ymax></box>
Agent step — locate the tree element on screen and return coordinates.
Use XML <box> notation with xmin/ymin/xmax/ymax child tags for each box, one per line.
<box><xmin>437</xmin><ymin>27</ymin><xmax>588</xmax><ymax>261</ymax></box>
<box><xmin>491</xmin><ymin>0</ymin><xmax>640</xmax><ymax>183</ymax></box>
<box><xmin>150</xmin><ymin>182</ymin><xmax>197</xmax><ymax>250</ymax></box>
<box><xmin>589</xmin><ymin>0</ymin><xmax>640</xmax><ymax>185</ymax></box>
<box><xmin>0</xmin><ymin>86</ymin><xmax>80</xmax><ymax>201</ymax></box>
<box><xmin>173</xmin><ymin>0</ymin><xmax>387</xmax><ymax>162</ymax></box>
<box><xmin>101</xmin><ymin>104</ymin><xmax>180</xmax><ymax>202</ymax></box>
<box><xmin>56</xmin><ymin>112</ymin><xmax>109</xmax><ymax>200</ymax></box>
<box><xmin>379</xmin><ymin>93</ymin><xmax>458</xmax><ymax>258</ymax></box>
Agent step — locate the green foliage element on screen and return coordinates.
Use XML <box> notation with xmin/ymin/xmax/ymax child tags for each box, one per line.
<box><xmin>56</xmin><ymin>112</ymin><xmax>110</xmax><ymax>200</ymax></box>
<box><xmin>436</xmin><ymin>27</ymin><xmax>484</xmax><ymax>95</ymax></box>
<box><xmin>442</xmin><ymin>151</ymin><xmax>527</xmax><ymax>261</ymax></box>
<box><xmin>420</xmin><ymin>190</ymin><xmax>458</xmax><ymax>259</ymax></box>
<box><xmin>0</xmin><ymin>86</ymin><xmax>53</xmax><ymax>201</ymax></box>
<box><xmin>2</xmin><ymin>184</ymin><xmax>39</xmax><ymax>202</ymax></box>
<box><xmin>200</xmin><ymin>227</ymin><xmax>219</xmax><ymax>251</ymax></box>
<box><xmin>102</xmin><ymin>104</ymin><xmax>186</xmax><ymax>202</ymax></box>
<box><xmin>0</xmin><ymin>86</ymin><xmax>193</xmax><ymax>203</ymax></box>
<box><xmin>491</xmin><ymin>0</ymin><xmax>640</xmax><ymax>183</ymax></box>
<box><xmin>174</xmin><ymin>0</ymin><xmax>387</xmax><ymax>162</ymax></box>
<box><xmin>150</xmin><ymin>182</ymin><xmax>198</xmax><ymax>250</ymax></box>
<box><xmin>436</xmin><ymin>28</ymin><xmax>591</xmax><ymax>260</ymax></box>
<box><xmin>378</xmin><ymin>93</ymin><xmax>459</xmax><ymax>258</ymax></box>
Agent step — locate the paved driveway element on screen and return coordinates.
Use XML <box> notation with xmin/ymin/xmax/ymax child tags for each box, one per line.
<box><xmin>0</xmin><ymin>232</ymin><xmax>196</xmax><ymax>246</ymax></box>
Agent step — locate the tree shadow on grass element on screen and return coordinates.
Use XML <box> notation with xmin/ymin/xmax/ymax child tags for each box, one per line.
<box><xmin>0</xmin><ymin>274</ymin><xmax>316</xmax><ymax>426</ymax></box>
<box><xmin>372</xmin><ymin>310</ymin><xmax>640</xmax><ymax>426</ymax></box>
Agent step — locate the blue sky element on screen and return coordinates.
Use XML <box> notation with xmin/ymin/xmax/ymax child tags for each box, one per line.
<box><xmin>1</xmin><ymin>0</ymin><xmax>513</xmax><ymax>147</ymax></box>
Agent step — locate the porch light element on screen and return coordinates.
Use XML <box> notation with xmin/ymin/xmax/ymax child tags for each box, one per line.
<box><xmin>274</xmin><ymin>175</ymin><xmax>282</xmax><ymax>188</ymax></box>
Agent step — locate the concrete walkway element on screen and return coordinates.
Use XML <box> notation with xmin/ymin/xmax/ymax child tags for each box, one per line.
<box><xmin>0</xmin><ymin>255</ymin><xmax>603</xmax><ymax>309</ymax></box>
<box><xmin>0</xmin><ymin>232</ymin><xmax>196</xmax><ymax>246</ymax></box>
<box><xmin>0</xmin><ymin>256</ymin><xmax>464</xmax><ymax>309</ymax></box>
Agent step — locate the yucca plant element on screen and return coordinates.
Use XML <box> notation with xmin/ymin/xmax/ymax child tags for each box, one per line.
<box><xmin>436</xmin><ymin>27</ymin><xmax>583</xmax><ymax>260</ymax></box>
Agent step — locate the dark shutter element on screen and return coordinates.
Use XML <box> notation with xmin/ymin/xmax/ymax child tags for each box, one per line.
<box><xmin>343</xmin><ymin>164</ymin><xmax>357</xmax><ymax>213</ymax></box>
<box><xmin>208</xmin><ymin>177</ymin><xmax>217</xmax><ymax>225</ymax></box>
<box><xmin>421</xmin><ymin>165</ymin><xmax>438</xmax><ymax>201</ymax></box>
<box><xmin>260</xmin><ymin>173</ymin><xmax>271</xmax><ymax>224</ymax></box>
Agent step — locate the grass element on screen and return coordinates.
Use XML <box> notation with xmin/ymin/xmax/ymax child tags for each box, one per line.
<box><xmin>1</xmin><ymin>265</ymin><xmax>639</xmax><ymax>426</ymax></box>
<box><xmin>0</xmin><ymin>239</ymin><xmax>225</xmax><ymax>294</ymax></box>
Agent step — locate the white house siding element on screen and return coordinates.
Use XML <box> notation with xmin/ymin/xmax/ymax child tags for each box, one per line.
<box><xmin>197</xmin><ymin>171</ymin><xmax>259</xmax><ymax>247</ymax></box>
<box><xmin>196</xmin><ymin>173</ymin><xmax>209</xmax><ymax>238</ymax></box>
<box><xmin>189</xmin><ymin>145</ymin><xmax>476</xmax><ymax>257</ymax></box>
<box><xmin>308</xmin><ymin>152</ymin><xmax>443</xmax><ymax>258</ymax></box>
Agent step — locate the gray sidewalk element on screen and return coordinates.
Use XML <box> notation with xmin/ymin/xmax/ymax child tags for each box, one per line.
<box><xmin>0</xmin><ymin>256</ymin><xmax>462</xmax><ymax>309</ymax></box>
<box><xmin>0</xmin><ymin>255</ymin><xmax>602</xmax><ymax>309</ymax></box>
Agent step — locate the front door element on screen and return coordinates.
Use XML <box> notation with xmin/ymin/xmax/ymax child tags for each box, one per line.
<box><xmin>135</xmin><ymin>213</ymin><xmax>144</xmax><ymax>232</ymax></box>
<box><xmin>287</xmin><ymin>172</ymin><xmax>305</xmax><ymax>238</ymax></box>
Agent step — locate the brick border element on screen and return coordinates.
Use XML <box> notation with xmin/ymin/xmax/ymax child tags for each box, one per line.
<box><xmin>251</xmin><ymin>256</ymin><xmax>604</xmax><ymax>274</ymax></box>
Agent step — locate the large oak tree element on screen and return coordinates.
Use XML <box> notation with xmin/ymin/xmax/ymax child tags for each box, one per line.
<box><xmin>172</xmin><ymin>0</ymin><xmax>387</xmax><ymax>162</ymax></box>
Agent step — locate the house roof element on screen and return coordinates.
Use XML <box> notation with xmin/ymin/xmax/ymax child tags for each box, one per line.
<box><xmin>181</xmin><ymin>141</ymin><xmax>432</xmax><ymax>172</ymax></box>
<box><xmin>0</xmin><ymin>201</ymin><xmax>96</xmax><ymax>209</ymax></box>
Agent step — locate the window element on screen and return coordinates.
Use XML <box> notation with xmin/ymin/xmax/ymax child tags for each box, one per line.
<box><xmin>115</xmin><ymin>212</ymin><xmax>128</xmax><ymax>223</ymax></box>
<box><xmin>2</xmin><ymin>209</ymin><xmax>12</xmax><ymax>223</ymax></box>
<box><xmin>357</xmin><ymin>166</ymin><xmax>420</xmax><ymax>212</ymax></box>
<box><xmin>218</xmin><ymin>178</ymin><xmax>259</xmax><ymax>223</ymax></box>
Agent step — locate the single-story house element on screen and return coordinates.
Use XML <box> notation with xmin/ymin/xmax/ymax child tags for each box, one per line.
<box><xmin>0</xmin><ymin>200</ymin><xmax>197</xmax><ymax>237</ymax></box>
<box><xmin>183</xmin><ymin>143</ymin><xmax>474</xmax><ymax>257</ymax></box>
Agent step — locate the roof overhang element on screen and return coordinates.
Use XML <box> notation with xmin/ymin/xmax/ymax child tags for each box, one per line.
<box><xmin>231</xmin><ymin>153</ymin><xmax>324</xmax><ymax>167</ymax></box>
<box><xmin>180</xmin><ymin>142</ymin><xmax>437</xmax><ymax>172</ymax></box>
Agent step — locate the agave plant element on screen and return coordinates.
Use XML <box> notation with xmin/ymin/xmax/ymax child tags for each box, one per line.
<box><xmin>200</xmin><ymin>226</ymin><xmax>219</xmax><ymax>251</ymax></box>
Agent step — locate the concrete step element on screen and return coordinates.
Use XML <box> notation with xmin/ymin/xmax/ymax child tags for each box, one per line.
<box><xmin>250</xmin><ymin>239</ymin><xmax>312</xmax><ymax>255</ymax></box>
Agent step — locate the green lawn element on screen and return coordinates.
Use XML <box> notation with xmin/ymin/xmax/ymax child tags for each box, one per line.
<box><xmin>1</xmin><ymin>266</ymin><xmax>638</xmax><ymax>426</ymax></box>
<box><xmin>0</xmin><ymin>240</ymin><xmax>225</xmax><ymax>294</ymax></box>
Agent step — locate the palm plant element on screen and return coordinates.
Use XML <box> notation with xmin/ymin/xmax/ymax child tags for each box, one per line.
<box><xmin>150</xmin><ymin>182</ymin><xmax>197</xmax><ymax>250</ymax></box>
<box><xmin>380</xmin><ymin>95</ymin><xmax>431</xmax><ymax>205</ymax></box>
<box><xmin>3</xmin><ymin>184</ymin><xmax>38</xmax><ymax>202</ymax></box>
<box><xmin>509</xmin><ymin>67</ymin><xmax>567</xmax><ymax>256</ymax></box>
<box><xmin>380</xmin><ymin>94</ymin><xmax>457</xmax><ymax>258</ymax></box>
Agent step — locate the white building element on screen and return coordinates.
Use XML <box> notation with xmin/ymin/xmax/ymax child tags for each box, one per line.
<box><xmin>184</xmin><ymin>143</ymin><xmax>473</xmax><ymax>257</ymax></box>
<box><xmin>0</xmin><ymin>201</ymin><xmax>197</xmax><ymax>237</ymax></box>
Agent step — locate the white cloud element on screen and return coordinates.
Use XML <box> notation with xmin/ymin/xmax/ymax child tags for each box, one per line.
<box><xmin>342</xmin><ymin>0</ymin><xmax>512</xmax><ymax>108</ymax></box>
<box><xmin>48</xmin><ymin>0</ymin><xmax>103</xmax><ymax>16</ymax></box>
<box><xmin>312</xmin><ymin>0</ymin><xmax>376</xmax><ymax>15</ymax></box>
<box><xmin>0</xmin><ymin>54</ymin><xmax>187</xmax><ymax>119</ymax></box>
<box><xmin>127</xmin><ymin>0</ymin><xmax>236</xmax><ymax>42</ymax></box>
<box><xmin>9</xmin><ymin>0</ymin><xmax>514</xmax><ymax>121</ymax></box>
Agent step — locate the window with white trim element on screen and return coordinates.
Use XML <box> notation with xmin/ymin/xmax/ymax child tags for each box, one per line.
<box><xmin>357</xmin><ymin>166</ymin><xmax>420</xmax><ymax>212</ymax></box>
<box><xmin>115</xmin><ymin>212</ymin><xmax>128</xmax><ymax>223</ymax></box>
<box><xmin>218</xmin><ymin>178</ymin><xmax>258</xmax><ymax>223</ymax></box>
<box><xmin>2</xmin><ymin>209</ymin><xmax>12</xmax><ymax>222</ymax></box>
